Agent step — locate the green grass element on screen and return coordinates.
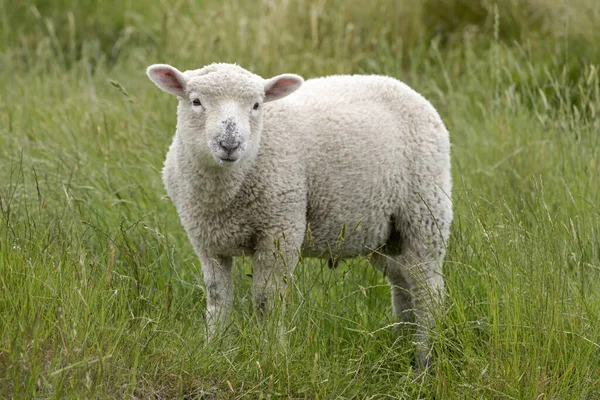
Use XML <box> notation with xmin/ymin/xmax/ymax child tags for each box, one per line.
<box><xmin>1</xmin><ymin>0</ymin><xmax>599</xmax><ymax>397</ymax></box>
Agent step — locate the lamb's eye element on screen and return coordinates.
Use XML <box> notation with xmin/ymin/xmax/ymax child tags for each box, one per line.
<box><xmin>253</xmin><ymin>102</ymin><xmax>260</xmax><ymax>111</ymax></box>
<box><xmin>192</xmin><ymin>98</ymin><xmax>202</xmax><ymax>107</ymax></box>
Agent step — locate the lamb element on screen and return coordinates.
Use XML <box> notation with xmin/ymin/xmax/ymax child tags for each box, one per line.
<box><xmin>146</xmin><ymin>62</ymin><xmax>452</xmax><ymax>367</ymax></box>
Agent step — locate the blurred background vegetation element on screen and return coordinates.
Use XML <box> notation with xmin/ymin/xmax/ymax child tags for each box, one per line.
<box><xmin>3</xmin><ymin>0</ymin><xmax>599</xmax><ymax>120</ymax></box>
<box><xmin>1</xmin><ymin>0</ymin><xmax>599</xmax><ymax>398</ymax></box>
<box><xmin>3</xmin><ymin>0</ymin><xmax>599</xmax><ymax>72</ymax></box>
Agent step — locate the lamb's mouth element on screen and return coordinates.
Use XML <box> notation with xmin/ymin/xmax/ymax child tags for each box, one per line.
<box><xmin>218</xmin><ymin>156</ymin><xmax>239</xmax><ymax>165</ymax></box>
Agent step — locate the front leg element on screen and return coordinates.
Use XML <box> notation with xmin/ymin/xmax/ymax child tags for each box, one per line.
<box><xmin>252</xmin><ymin>234</ymin><xmax>301</xmax><ymax>321</ymax></box>
<box><xmin>198</xmin><ymin>253</ymin><xmax>234</xmax><ymax>340</ymax></box>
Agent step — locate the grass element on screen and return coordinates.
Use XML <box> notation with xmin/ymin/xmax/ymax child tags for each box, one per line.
<box><xmin>1</xmin><ymin>0</ymin><xmax>599</xmax><ymax>397</ymax></box>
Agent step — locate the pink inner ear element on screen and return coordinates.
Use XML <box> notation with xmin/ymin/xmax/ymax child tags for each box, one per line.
<box><xmin>158</xmin><ymin>69</ymin><xmax>183</xmax><ymax>90</ymax></box>
<box><xmin>266</xmin><ymin>78</ymin><xmax>298</xmax><ymax>96</ymax></box>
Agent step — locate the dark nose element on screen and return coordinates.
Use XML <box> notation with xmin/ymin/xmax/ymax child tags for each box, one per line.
<box><xmin>219</xmin><ymin>141</ymin><xmax>240</xmax><ymax>154</ymax></box>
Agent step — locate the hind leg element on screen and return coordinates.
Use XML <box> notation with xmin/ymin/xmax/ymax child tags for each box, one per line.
<box><xmin>401</xmin><ymin>189</ymin><xmax>450</xmax><ymax>368</ymax></box>
<box><xmin>372</xmin><ymin>250</ymin><xmax>444</xmax><ymax>368</ymax></box>
<box><xmin>399</xmin><ymin>252</ymin><xmax>444</xmax><ymax>369</ymax></box>
<box><xmin>371</xmin><ymin>253</ymin><xmax>414</xmax><ymax>330</ymax></box>
<box><xmin>375</xmin><ymin>190</ymin><xmax>451</xmax><ymax>367</ymax></box>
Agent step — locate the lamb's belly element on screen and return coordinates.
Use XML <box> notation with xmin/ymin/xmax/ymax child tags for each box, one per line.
<box><xmin>303</xmin><ymin>215</ymin><xmax>391</xmax><ymax>257</ymax></box>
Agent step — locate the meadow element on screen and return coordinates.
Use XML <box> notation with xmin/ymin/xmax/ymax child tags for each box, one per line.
<box><xmin>1</xmin><ymin>0</ymin><xmax>599</xmax><ymax>398</ymax></box>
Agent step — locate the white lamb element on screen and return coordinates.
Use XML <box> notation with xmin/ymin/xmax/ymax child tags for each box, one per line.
<box><xmin>146</xmin><ymin>62</ymin><xmax>452</xmax><ymax>367</ymax></box>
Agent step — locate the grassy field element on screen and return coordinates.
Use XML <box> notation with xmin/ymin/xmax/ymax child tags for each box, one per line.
<box><xmin>1</xmin><ymin>0</ymin><xmax>599</xmax><ymax>398</ymax></box>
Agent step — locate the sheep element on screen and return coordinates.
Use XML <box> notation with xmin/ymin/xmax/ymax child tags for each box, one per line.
<box><xmin>146</xmin><ymin>62</ymin><xmax>452</xmax><ymax>367</ymax></box>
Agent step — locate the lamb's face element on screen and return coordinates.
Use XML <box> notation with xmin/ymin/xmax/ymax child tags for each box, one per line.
<box><xmin>147</xmin><ymin>63</ymin><xmax>303</xmax><ymax>167</ymax></box>
<box><xmin>181</xmin><ymin>71</ymin><xmax>265</xmax><ymax>165</ymax></box>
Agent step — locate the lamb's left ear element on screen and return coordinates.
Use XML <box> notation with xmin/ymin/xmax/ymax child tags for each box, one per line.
<box><xmin>147</xmin><ymin>64</ymin><xmax>187</xmax><ymax>97</ymax></box>
<box><xmin>264</xmin><ymin>74</ymin><xmax>304</xmax><ymax>102</ymax></box>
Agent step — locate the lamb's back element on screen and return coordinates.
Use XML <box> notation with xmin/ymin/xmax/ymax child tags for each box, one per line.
<box><xmin>261</xmin><ymin>75</ymin><xmax>450</xmax><ymax>256</ymax></box>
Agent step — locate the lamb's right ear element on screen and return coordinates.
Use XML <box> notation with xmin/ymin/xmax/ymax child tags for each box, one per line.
<box><xmin>146</xmin><ymin>64</ymin><xmax>187</xmax><ymax>97</ymax></box>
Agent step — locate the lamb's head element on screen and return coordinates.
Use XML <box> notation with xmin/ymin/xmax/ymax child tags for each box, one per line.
<box><xmin>147</xmin><ymin>63</ymin><xmax>303</xmax><ymax>167</ymax></box>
